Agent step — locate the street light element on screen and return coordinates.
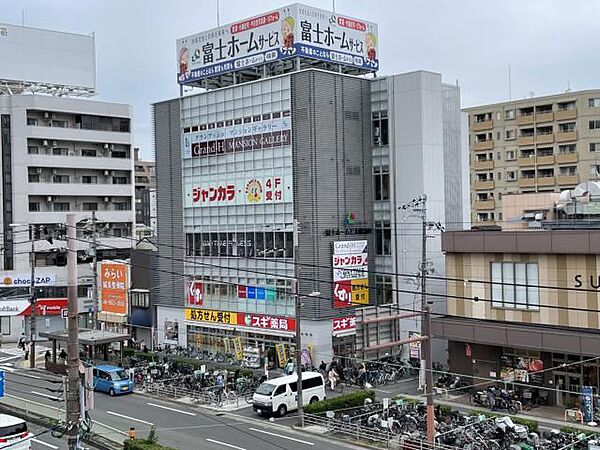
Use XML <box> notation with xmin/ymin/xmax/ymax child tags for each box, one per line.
<box><xmin>295</xmin><ymin>290</ymin><xmax>320</xmax><ymax>428</ymax></box>
<box><xmin>9</xmin><ymin>223</ymin><xmax>36</xmax><ymax>368</ymax></box>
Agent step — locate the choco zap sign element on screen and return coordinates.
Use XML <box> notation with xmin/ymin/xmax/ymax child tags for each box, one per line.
<box><xmin>332</xmin><ymin>240</ymin><xmax>369</xmax><ymax>308</ymax></box>
<box><xmin>176</xmin><ymin>4</ymin><xmax>379</xmax><ymax>84</ymax></box>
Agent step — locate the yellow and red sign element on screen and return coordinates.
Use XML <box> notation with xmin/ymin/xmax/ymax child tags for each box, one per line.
<box><xmin>99</xmin><ymin>262</ymin><xmax>128</xmax><ymax>315</ymax></box>
<box><xmin>185</xmin><ymin>308</ymin><xmax>238</xmax><ymax>325</ymax></box>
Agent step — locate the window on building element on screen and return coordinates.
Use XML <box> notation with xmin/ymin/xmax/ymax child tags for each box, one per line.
<box><xmin>588</xmin><ymin>98</ymin><xmax>600</xmax><ymax>108</ymax></box>
<box><xmin>507</xmin><ymin>171</ymin><xmax>516</xmax><ymax>181</ymax></box>
<box><xmin>114</xmin><ymin>202</ymin><xmax>128</xmax><ymax>211</ymax></box>
<box><xmin>375</xmin><ymin>275</ymin><xmax>393</xmax><ymax>305</ymax></box>
<box><xmin>82</xmin><ymin>202</ymin><xmax>98</xmax><ymax>211</ymax></box>
<box><xmin>374</xmin><ymin>165</ymin><xmax>390</xmax><ymax>201</ymax></box>
<box><xmin>29</xmin><ymin>202</ymin><xmax>40</xmax><ymax>212</ymax></box>
<box><xmin>372</xmin><ymin>111</ymin><xmax>389</xmax><ymax>146</ymax></box>
<box><xmin>112</xmin><ymin>177</ymin><xmax>128</xmax><ymax>184</ymax></box>
<box><xmin>591</xmin><ymin>143</ymin><xmax>600</xmax><ymax>152</ymax></box>
<box><xmin>505</xmin><ymin>129</ymin><xmax>516</xmax><ymax>140</ymax></box>
<box><xmin>131</xmin><ymin>291</ymin><xmax>150</xmax><ymax>308</ymax></box>
<box><xmin>491</xmin><ymin>262</ymin><xmax>539</xmax><ymax>309</ymax></box>
<box><xmin>82</xmin><ymin>176</ymin><xmax>97</xmax><ymax>184</ymax></box>
<box><xmin>558</xmin><ymin>122</ymin><xmax>576</xmax><ymax>133</ymax></box>
<box><xmin>505</xmin><ymin>109</ymin><xmax>515</xmax><ymax>120</ymax></box>
<box><xmin>52</xmin><ymin>175</ymin><xmax>69</xmax><ymax>183</ymax></box>
<box><xmin>506</xmin><ymin>150</ymin><xmax>516</xmax><ymax>160</ymax></box>
<box><xmin>0</xmin><ymin>316</ymin><xmax>10</xmax><ymax>335</ymax></box>
<box><xmin>53</xmin><ymin>202</ymin><xmax>70</xmax><ymax>212</ymax></box>
<box><xmin>81</xmin><ymin>149</ymin><xmax>97</xmax><ymax>157</ymax></box>
<box><xmin>28</xmin><ymin>146</ymin><xmax>39</xmax><ymax>154</ymax></box>
<box><xmin>28</xmin><ymin>174</ymin><xmax>40</xmax><ymax>183</ymax></box>
<box><xmin>52</xmin><ymin>148</ymin><xmax>68</xmax><ymax>156</ymax></box>
<box><xmin>589</xmin><ymin>120</ymin><xmax>600</xmax><ymax>130</ymax></box>
<box><xmin>560</xmin><ymin>166</ymin><xmax>577</xmax><ymax>176</ymax></box>
<box><xmin>558</xmin><ymin>101</ymin><xmax>576</xmax><ymax>111</ymax></box>
<box><xmin>112</xmin><ymin>150</ymin><xmax>127</xmax><ymax>158</ymax></box>
<box><xmin>375</xmin><ymin>220</ymin><xmax>391</xmax><ymax>256</ymax></box>
<box><xmin>26</xmin><ymin>117</ymin><xmax>38</xmax><ymax>126</ymax></box>
<box><xmin>51</xmin><ymin>120</ymin><xmax>68</xmax><ymax>128</ymax></box>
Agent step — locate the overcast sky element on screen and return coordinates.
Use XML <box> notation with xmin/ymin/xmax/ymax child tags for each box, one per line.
<box><xmin>3</xmin><ymin>0</ymin><xmax>600</xmax><ymax>159</ymax></box>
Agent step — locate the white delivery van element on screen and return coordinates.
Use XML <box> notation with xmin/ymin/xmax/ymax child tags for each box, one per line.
<box><xmin>252</xmin><ymin>372</ymin><xmax>325</xmax><ymax>416</ymax></box>
<box><xmin>0</xmin><ymin>414</ymin><xmax>32</xmax><ymax>450</ymax></box>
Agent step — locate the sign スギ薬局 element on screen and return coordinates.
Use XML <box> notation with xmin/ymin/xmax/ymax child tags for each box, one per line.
<box><xmin>185</xmin><ymin>308</ymin><xmax>295</xmax><ymax>332</ymax></box>
<box><xmin>185</xmin><ymin>176</ymin><xmax>292</xmax><ymax>207</ymax></box>
<box><xmin>332</xmin><ymin>240</ymin><xmax>369</xmax><ymax>308</ymax></box>
<box><xmin>176</xmin><ymin>4</ymin><xmax>378</xmax><ymax>84</ymax></box>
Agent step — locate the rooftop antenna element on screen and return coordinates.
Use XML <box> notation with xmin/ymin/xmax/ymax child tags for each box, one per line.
<box><xmin>21</xmin><ymin>9</ymin><xmax>25</xmax><ymax>26</ymax></box>
<box><xmin>566</xmin><ymin>81</ymin><xmax>571</xmax><ymax>93</ymax></box>
<box><xmin>332</xmin><ymin>0</ymin><xmax>336</xmax><ymax>12</ymax></box>
<box><xmin>508</xmin><ymin>65</ymin><xmax>512</xmax><ymax>100</ymax></box>
<box><xmin>216</xmin><ymin>0</ymin><xmax>220</xmax><ymax>26</ymax></box>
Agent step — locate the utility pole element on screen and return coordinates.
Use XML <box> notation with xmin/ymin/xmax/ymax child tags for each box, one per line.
<box><xmin>400</xmin><ymin>194</ymin><xmax>443</xmax><ymax>446</ymax></box>
<box><xmin>294</xmin><ymin>292</ymin><xmax>304</xmax><ymax>427</ymax></box>
<box><xmin>66</xmin><ymin>214</ymin><xmax>80</xmax><ymax>450</ymax></box>
<box><xmin>29</xmin><ymin>225</ymin><xmax>36</xmax><ymax>368</ymax></box>
<box><xmin>91</xmin><ymin>211</ymin><xmax>98</xmax><ymax>330</ymax></box>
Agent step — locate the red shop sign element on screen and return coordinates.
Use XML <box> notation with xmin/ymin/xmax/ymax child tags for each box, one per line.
<box><xmin>188</xmin><ymin>281</ymin><xmax>203</xmax><ymax>306</ymax></box>
<box><xmin>237</xmin><ymin>313</ymin><xmax>295</xmax><ymax>332</ymax></box>
<box><xmin>332</xmin><ymin>316</ymin><xmax>357</xmax><ymax>333</ymax></box>
<box><xmin>21</xmin><ymin>298</ymin><xmax>68</xmax><ymax>316</ymax></box>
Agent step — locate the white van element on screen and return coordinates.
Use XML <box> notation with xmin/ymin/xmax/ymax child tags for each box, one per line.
<box><xmin>252</xmin><ymin>372</ymin><xmax>326</xmax><ymax>416</ymax></box>
<box><xmin>0</xmin><ymin>414</ymin><xmax>32</xmax><ymax>450</ymax></box>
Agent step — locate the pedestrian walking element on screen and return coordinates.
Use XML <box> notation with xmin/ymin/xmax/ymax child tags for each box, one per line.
<box><xmin>23</xmin><ymin>342</ymin><xmax>30</xmax><ymax>361</ymax></box>
<box><xmin>17</xmin><ymin>333</ymin><xmax>25</xmax><ymax>350</ymax></box>
<box><xmin>328</xmin><ymin>367</ymin><xmax>339</xmax><ymax>391</ymax></box>
<box><xmin>44</xmin><ymin>350</ymin><xmax>51</xmax><ymax>363</ymax></box>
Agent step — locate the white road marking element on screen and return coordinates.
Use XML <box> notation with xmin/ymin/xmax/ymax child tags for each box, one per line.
<box><xmin>0</xmin><ymin>365</ymin><xmax>17</xmax><ymax>372</ymax></box>
<box><xmin>107</xmin><ymin>410</ymin><xmax>154</xmax><ymax>425</ymax></box>
<box><xmin>30</xmin><ymin>391</ymin><xmax>61</xmax><ymax>401</ymax></box>
<box><xmin>206</xmin><ymin>438</ymin><xmax>247</xmax><ymax>450</ymax></box>
<box><xmin>15</xmin><ymin>372</ymin><xmax>41</xmax><ymax>380</ymax></box>
<box><xmin>147</xmin><ymin>402</ymin><xmax>196</xmax><ymax>416</ymax></box>
<box><xmin>93</xmin><ymin>420</ymin><xmax>129</xmax><ymax>436</ymax></box>
<box><xmin>32</xmin><ymin>438</ymin><xmax>59</xmax><ymax>449</ymax></box>
<box><xmin>247</xmin><ymin>427</ymin><xmax>315</xmax><ymax>445</ymax></box>
<box><xmin>5</xmin><ymin>394</ymin><xmax>61</xmax><ymax>411</ymax></box>
<box><xmin>0</xmin><ymin>356</ymin><xmax>21</xmax><ymax>363</ymax></box>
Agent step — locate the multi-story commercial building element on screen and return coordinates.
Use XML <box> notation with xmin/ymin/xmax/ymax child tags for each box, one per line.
<box><xmin>0</xmin><ymin>24</ymin><xmax>135</xmax><ymax>340</ymax></box>
<box><xmin>434</xmin><ymin>185</ymin><xmax>600</xmax><ymax>408</ymax></box>
<box><xmin>466</xmin><ymin>89</ymin><xmax>600</xmax><ymax>228</ymax></box>
<box><xmin>133</xmin><ymin>148</ymin><xmax>156</xmax><ymax>235</ymax></box>
<box><xmin>153</xmin><ymin>5</ymin><xmax>468</xmax><ymax>364</ymax></box>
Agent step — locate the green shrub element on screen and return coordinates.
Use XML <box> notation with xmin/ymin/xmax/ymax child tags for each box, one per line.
<box><xmin>123</xmin><ymin>440</ymin><xmax>176</xmax><ymax>450</ymax></box>
<box><xmin>560</xmin><ymin>425</ymin><xmax>589</xmax><ymax>434</ymax></box>
<box><xmin>304</xmin><ymin>390</ymin><xmax>375</xmax><ymax>414</ymax></box>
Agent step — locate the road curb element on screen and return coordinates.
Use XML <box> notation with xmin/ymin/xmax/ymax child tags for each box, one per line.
<box><xmin>0</xmin><ymin>401</ymin><xmax>120</xmax><ymax>450</ymax></box>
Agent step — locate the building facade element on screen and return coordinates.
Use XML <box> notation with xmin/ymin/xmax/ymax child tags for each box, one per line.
<box><xmin>466</xmin><ymin>89</ymin><xmax>600</xmax><ymax>228</ymax></box>
<box><xmin>133</xmin><ymin>147</ymin><xmax>156</xmax><ymax>234</ymax></box>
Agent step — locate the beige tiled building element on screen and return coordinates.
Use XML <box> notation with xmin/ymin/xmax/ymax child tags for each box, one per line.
<box><xmin>465</xmin><ymin>90</ymin><xmax>600</xmax><ymax>227</ymax></box>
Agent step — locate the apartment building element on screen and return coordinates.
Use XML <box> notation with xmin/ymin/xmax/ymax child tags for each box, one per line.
<box><xmin>133</xmin><ymin>148</ymin><xmax>156</xmax><ymax>233</ymax></box>
<box><xmin>466</xmin><ymin>89</ymin><xmax>600</xmax><ymax>227</ymax></box>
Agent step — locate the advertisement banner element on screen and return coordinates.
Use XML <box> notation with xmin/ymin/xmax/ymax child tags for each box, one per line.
<box><xmin>187</xmin><ymin>281</ymin><xmax>203</xmax><ymax>306</ymax></box>
<box><xmin>23</xmin><ymin>298</ymin><xmax>68</xmax><ymax>317</ymax></box>
<box><xmin>177</xmin><ymin>5</ymin><xmax>378</xmax><ymax>85</ymax></box>
<box><xmin>186</xmin><ymin>175</ymin><xmax>292</xmax><ymax>207</ymax></box>
<box><xmin>333</xmin><ymin>240</ymin><xmax>369</xmax><ymax>308</ymax></box>
<box><xmin>0</xmin><ymin>273</ymin><xmax>56</xmax><ymax>287</ymax></box>
<box><xmin>582</xmin><ymin>386</ymin><xmax>594</xmax><ymax>423</ymax></box>
<box><xmin>275</xmin><ymin>343</ymin><xmax>287</xmax><ymax>368</ymax></box>
<box><xmin>185</xmin><ymin>308</ymin><xmax>238</xmax><ymax>325</ymax></box>
<box><xmin>182</xmin><ymin>114</ymin><xmax>292</xmax><ymax>159</ymax></box>
<box><xmin>409</xmin><ymin>331</ymin><xmax>421</xmax><ymax>359</ymax></box>
<box><xmin>233</xmin><ymin>336</ymin><xmax>243</xmax><ymax>360</ymax></box>
<box><xmin>98</xmin><ymin>262</ymin><xmax>128</xmax><ymax>315</ymax></box>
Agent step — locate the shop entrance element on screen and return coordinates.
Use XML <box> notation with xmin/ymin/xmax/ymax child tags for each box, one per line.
<box><xmin>554</xmin><ymin>372</ymin><xmax>582</xmax><ymax>408</ymax></box>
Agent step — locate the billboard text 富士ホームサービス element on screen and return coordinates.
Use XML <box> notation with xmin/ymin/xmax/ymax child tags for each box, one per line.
<box><xmin>176</xmin><ymin>4</ymin><xmax>379</xmax><ymax>84</ymax></box>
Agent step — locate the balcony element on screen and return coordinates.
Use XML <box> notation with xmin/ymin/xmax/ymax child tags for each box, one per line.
<box><xmin>536</xmin><ymin>155</ymin><xmax>555</xmax><ymax>166</ymax></box>
<box><xmin>474</xmin><ymin>199</ymin><xmax>495</xmax><ymax>210</ymax></box>
<box><xmin>473</xmin><ymin>180</ymin><xmax>495</xmax><ymax>190</ymax></box>
<box><xmin>472</xmin><ymin>140</ymin><xmax>494</xmax><ymax>151</ymax></box>
<box><xmin>537</xmin><ymin>175</ymin><xmax>555</xmax><ymax>187</ymax></box>
<box><xmin>518</xmin><ymin>177</ymin><xmax>536</xmax><ymax>188</ymax></box>
<box><xmin>517</xmin><ymin>114</ymin><xmax>534</xmax><ymax>126</ymax></box>
<box><xmin>536</xmin><ymin>133</ymin><xmax>554</xmax><ymax>145</ymax></box>
<box><xmin>471</xmin><ymin>119</ymin><xmax>493</xmax><ymax>131</ymax></box>
<box><xmin>473</xmin><ymin>160</ymin><xmax>494</xmax><ymax>170</ymax></box>
<box><xmin>556</xmin><ymin>152</ymin><xmax>578</xmax><ymax>164</ymax></box>
<box><xmin>517</xmin><ymin>135</ymin><xmax>535</xmax><ymax>146</ymax></box>
<box><xmin>517</xmin><ymin>156</ymin><xmax>536</xmax><ymax>167</ymax></box>
<box><xmin>556</xmin><ymin>108</ymin><xmax>577</xmax><ymax>121</ymax></box>
<box><xmin>557</xmin><ymin>174</ymin><xmax>579</xmax><ymax>186</ymax></box>
<box><xmin>535</xmin><ymin>111</ymin><xmax>554</xmax><ymax>123</ymax></box>
<box><xmin>556</xmin><ymin>130</ymin><xmax>577</xmax><ymax>143</ymax></box>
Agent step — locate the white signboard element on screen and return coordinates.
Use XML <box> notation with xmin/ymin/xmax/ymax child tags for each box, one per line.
<box><xmin>333</xmin><ymin>240</ymin><xmax>367</xmax><ymax>255</ymax></box>
<box><xmin>333</xmin><ymin>267</ymin><xmax>368</xmax><ymax>282</ymax></box>
<box><xmin>177</xmin><ymin>4</ymin><xmax>379</xmax><ymax>84</ymax></box>
<box><xmin>0</xmin><ymin>273</ymin><xmax>56</xmax><ymax>287</ymax></box>
<box><xmin>0</xmin><ymin>24</ymin><xmax>95</xmax><ymax>90</ymax></box>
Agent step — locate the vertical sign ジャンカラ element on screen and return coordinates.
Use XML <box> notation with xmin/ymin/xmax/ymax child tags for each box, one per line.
<box><xmin>99</xmin><ymin>262</ymin><xmax>128</xmax><ymax>315</ymax></box>
<box><xmin>332</xmin><ymin>240</ymin><xmax>369</xmax><ymax>308</ymax></box>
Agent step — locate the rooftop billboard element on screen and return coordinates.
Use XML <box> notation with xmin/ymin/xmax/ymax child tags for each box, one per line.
<box><xmin>177</xmin><ymin>3</ymin><xmax>378</xmax><ymax>85</ymax></box>
<box><xmin>0</xmin><ymin>23</ymin><xmax>95</xmax><ymax>90</ymax></box>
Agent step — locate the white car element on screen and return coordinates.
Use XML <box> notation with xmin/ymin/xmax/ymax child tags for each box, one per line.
<box><xmin>0</xmin><ymin>414</ymin><xmax>32</xmax><ymax>449</ymax></box>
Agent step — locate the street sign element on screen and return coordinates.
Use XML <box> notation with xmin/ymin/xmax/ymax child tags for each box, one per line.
<box><xmin>0</xmin><ymin>370</ymin><xmax>5</xmax><ymax>398</ymax></box>
<box><xmin>383</xmin><ymin>397</ymin><xmax>389</xmax><ymax>410</ymax></box>
<box><xmin>61</xmin><ymin>308</ymin><xmax>68</xmax><ymax>319</ymax></box>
